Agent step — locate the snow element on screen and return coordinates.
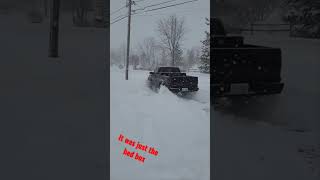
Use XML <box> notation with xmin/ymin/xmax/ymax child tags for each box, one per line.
<box><xmin>0</xmin><ymin>12</ymin><xmax>108</xmax><ymax>179</ymax></box>
<box><xmin>244</xmin><ymin>35</ymin><xmax>320</xmax><ymax>121</ymax></box>
<box><xmin>110</xmin><ymin>66</ymin><xmax>210</xmax><ymax>180</ymax></box>
<box><xmin>212</xmin><ymin>33</ymin><xmax>320</xmax><ymax>179</ymax></box>
<box><xmin>2</xmin><ymin>9</ymin><xmax>319</xmax><ymax>180</ymax></box>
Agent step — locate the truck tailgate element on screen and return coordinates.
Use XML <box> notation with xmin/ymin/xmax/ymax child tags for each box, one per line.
<box><xmin>169</xmin><ymin>76</ymin><xmax>198</xmax><ymax>88</ymax></box>
<box><xmin>212</xmin><ymin>47</ymin><xmax>282</xmax><ymax>83</ymax></box>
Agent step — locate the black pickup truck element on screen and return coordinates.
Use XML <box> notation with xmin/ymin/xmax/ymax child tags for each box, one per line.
<box><xmin>212</xmin><ymin>18</ymin><xmax>284</xmax><ymax>102</ymax></box>
<box><xmin>148</xmin><ymin>67</ymin><xmax>199</xmax><ymax>93</ymax></box>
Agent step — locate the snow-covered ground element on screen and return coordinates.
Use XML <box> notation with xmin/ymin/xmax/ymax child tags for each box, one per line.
<box><xmin>110</xmin><ymin>67</ymin><xmax>210</xmax><ymax>180</ymax></box>
<box><xmin>212</xmin><ymin>33</ymin><xmax>320</xmax><ymax>180</ymax></box>
<box><xmin>0</xmin><ymin>12</ymin><xmax>108</xmax><ymax>179</ymax></box>
<box><xmin>2</xmin><ymin>10</ymin><xmax>319</xmax><ymax>180</ymax></box>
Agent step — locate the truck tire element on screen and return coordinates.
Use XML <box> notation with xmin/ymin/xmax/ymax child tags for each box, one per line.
<box><xmin>157</xmin><ymin>81</ymin><xmax>164</xmax><ymax>89</ymax></box>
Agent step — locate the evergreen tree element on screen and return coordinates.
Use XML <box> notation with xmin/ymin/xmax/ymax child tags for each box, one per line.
<box><xmin>199</xmin><ymin>18</ymin><xmax>210</xmax><ymax>73</ymax></box>
<box><xmin>283</xmin><ymin>0</ymin><xmax>320</xmax><ymax>38</ymax></box>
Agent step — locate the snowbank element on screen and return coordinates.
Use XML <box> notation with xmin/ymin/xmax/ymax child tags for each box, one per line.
<box><xmin>110</xmin><ymin>67</ymin><xmax>210</xmax><ymax>180</ymax></box>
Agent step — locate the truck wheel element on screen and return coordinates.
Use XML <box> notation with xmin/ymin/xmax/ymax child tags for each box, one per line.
<box><xmin>146</xmin><ymin>80</ymin><xmax>152</xmax><ymax>89</ymax></box>
<box><xmin>153</xmin><ymin>83</ymin><xmax>157</xmax><ymax>92</ymax></box>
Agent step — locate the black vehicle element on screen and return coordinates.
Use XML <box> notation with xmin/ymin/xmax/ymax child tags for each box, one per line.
<box><xmin>212</xmin><ymin>18</ymin><xmax>284</xmax><ymax>103</ymax></box>
<box><xmin>148</xmin><ymin>66</ymin><xmax>199</xmax><ymax>93</ymax></box>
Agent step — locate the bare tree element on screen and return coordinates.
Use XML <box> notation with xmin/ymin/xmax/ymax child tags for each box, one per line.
<box><xmin>138</xmin><ymin>37</ymin><xmax>157</xmax><ymax>70</ymax></box>
<box><xmin>158</xmin><ymin>46</ymin><xmax>169</xmax><ymax>66</ymax></box>
<box><xmin>157</xmin><ymin>15</ymin><xmax>186</xmax><ymax>66</ymax></box>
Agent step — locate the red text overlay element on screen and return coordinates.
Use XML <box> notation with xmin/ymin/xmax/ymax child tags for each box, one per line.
<box><xmin>118</xmin><ymin>133</ymin><xmax>159</xmax><ymax>164</ymax></box>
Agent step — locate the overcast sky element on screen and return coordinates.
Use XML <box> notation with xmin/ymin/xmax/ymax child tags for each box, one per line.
<box><xmin>110</xmin><ymin>0</ymin><xmax>210</xmax><ymax>53</ymax></box>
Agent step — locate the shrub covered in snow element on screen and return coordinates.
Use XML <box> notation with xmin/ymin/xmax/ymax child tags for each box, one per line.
<box><xmin>199</xmin><ymin>18</ymin><xmax>210</xmax><ymax>74</ymax></box>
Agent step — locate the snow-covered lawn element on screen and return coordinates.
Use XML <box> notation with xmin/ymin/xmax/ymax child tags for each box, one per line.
<box><xmin>110</xmin><ymin>67</ymin><xmax>210</xmax><ymax>180</ymax></box>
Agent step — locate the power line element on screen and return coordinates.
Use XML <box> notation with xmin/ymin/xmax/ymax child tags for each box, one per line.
<box><xmin>110</xmin><ymin>4</ymin><xmax>126</xmax><ymax>15</ymax></box>
<box><xmin>112</xmin><ymin>13</ymin><xmax>127</xmax><ymax>21</ymax></box>
<box><xmin>145</xmin><ymin>0</ymin><xmax>198</xmax><ymax>12</ymax></box>
<box><xmin>110</xmin><ymin>0</ymin><xmax>148</xmax><ymax>14</ymax></box>
<box><xmin>110</xmin><ymin>0</ymin><xmax>143</xmax><ymax>21</ymax></box>
<box><xmin>111</xmin><ymin>15</ymin><xmax>127</xmax><ymax>24</ymax></box>
<box><xmin>133</xmin><ymin>0</ymin><xmax>180</xmax><ymax>12</ymax></box>
<box><xmin>134</xmin><ymin>10</ymin><xmax>203</xmax><ymax>17</ymax></box>
<box><xmin>110</xmin><ymin>0</ymin><xmax>199</xmax><ymax>25</ymax></box>
<box><xmin>134</xmin><ymin>6</ymin><xmax>208</xmax><ymax>17</ymax></box>
<box><xmin>132</xmin><ymin>0</ymin><xmax>143</xmax><ymax>9</ymax></box>
<box><xmin>133</xmin><ymin>0</ymin><xmax>199</xmax><ymax>16</ymax></box>
<box><xmin>111</xmin><ymin>11</ymin><xmax>139</xmax><ymax>24</ymax></box>
<box><xmin>134</xmin><ymin>0</ymin><xmax>148</xmax><ymax>2</ymax></box>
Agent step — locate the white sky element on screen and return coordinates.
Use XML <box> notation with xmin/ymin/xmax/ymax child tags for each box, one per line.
<box><xmin>110</xmin><ymin>0</ymin><xmax>210</xmax><ymax>53</ymax></box>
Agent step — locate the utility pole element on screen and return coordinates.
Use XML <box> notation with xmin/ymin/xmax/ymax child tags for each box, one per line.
<box><xmin>125</xmin><ymin>0</ymin><xmax>132</xmax><ymax>80</ymax></box>
<box><xmin>44</xmin><ymin>0</ymin><xmax>48</xmax><ymax>18</ymax></box>
<box><xmin>49</xmin><ymin>0</ymin><xmax>60</xmax><ymax>58</ymax></box>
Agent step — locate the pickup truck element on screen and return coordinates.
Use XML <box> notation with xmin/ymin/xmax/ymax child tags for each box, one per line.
<box><xmin>212</xmin><ymin>18</ymin><xmax>284</xmax><ymax>103</ymax></box>
<box><xmin>147</xmin><ymin>66</ymin><xmax>199</xmax><ymax>94</ymax></box>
